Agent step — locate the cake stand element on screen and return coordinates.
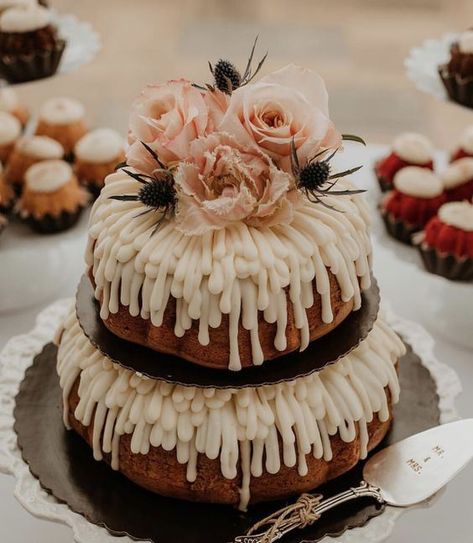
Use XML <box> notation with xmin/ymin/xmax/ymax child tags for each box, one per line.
<box><xmin>335</xmin><ymin>142</ymin><xmax>473</xmax><ymax>351</ymax></box>
<box><xmin>0</xmin><ymin>210</ymin><xmax>89</xmax><ymax>313</ymax></box>
<box><xmin>0</xmin><ymin>297</ymin><xmax>461</xmax><ymax>543</ymax></box>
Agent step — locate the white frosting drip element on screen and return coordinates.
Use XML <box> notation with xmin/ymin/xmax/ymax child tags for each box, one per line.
<box><xmin>392</xmin><ymin>133</ymin><xmax>433</xmax><ymax>165</ymax></box>
<box><xmin>57</xmin><ymin>309</ymin><xmax>404</xmax><ymax>510</ymax></box>
<box><xmin>0</xmin><ymin>110</ymin><xmax>21</xmax><ymax>145</ymax></box>
<box><xmin>459</xmin><ymin>126</ymin><xmax>473</xmax><ymax>154</ymax></box>
<box><xmin>75</xmin><ymin>128</ymin><xmax>125</xmax><ymax>164</ymax></box>
<box><xmin>0</xmin><ymin>87</ymin><xmax>18</xmax><ymax>112</ymax></box>
<box><xmin>17</xmin><ymin>135</ymin><xmax>63</xmax><ymax>159</ymax></box>
<box><xmin>25</xmin><ymin>159</ymin><xmax>72</xmax><ymax>193</ymax></box>
<box><xmin>441</xmin><ymin>157</ymin><xmax>473</xmax><ymax>189</ymax></box>
<box><xmin>459</xmin><ymin>30</ymin><xmax>473</xmax><ymax>54</ymax></box>
<box><xmin>0</xmin><ymin>5</ymin><xmax>50</xmax><ymax>33</ymax></box>
<box><xmin>39</xmin><ymin>97</ymin><xmax>85</xmax><ymax>125</ymax></box>
<box><xmin>393</xmin><ymin>166</ymin><xmax>443</xmax><ymax>198</ymax></box>
<box><xmin>86</xmin><ymin>170</ymin><xmax>373</xmax><ymax>371</ymax></box>
<box><xmin>439</xmin><ymin>201</ymin><xmax>473</xmax><ymax>232</ymax></box>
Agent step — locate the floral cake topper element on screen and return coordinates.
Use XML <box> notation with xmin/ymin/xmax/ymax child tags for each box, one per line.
<box><xmin>112</xmin><ymin>39</ymin><xmax>365</xmax><ymax>235</ymax></box>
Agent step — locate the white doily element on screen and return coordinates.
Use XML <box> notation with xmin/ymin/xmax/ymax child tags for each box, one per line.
<box><xmin>53</xmin><ymin>10</ymin><xmax>101</xmax><ymax>76</ymax></box>
<box><xmin>404</xmin><ymin>33</ymin><xmax>457</xmax><ymax>102</ymax></box>
<box><xmin>0</xmin><ymin>300</ymin><xmax>462</xmax><ymax>543</ymax></box>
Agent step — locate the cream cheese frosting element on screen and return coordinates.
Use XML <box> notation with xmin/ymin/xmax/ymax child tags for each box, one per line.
<box><xmin>39</xmin><ymin>97</ymin><xmax>85</xmax><ymax>125</ymax></box>
<box><xmin>57</xmin><ymin>308</ymin><xmax>404</xmax><ymax>510</ymax></box>
<box><xmin>392</xmin><ymin>133</ymin><xmax>433</xmax><ymax>165</ymax></box>
<box><xmin>441</xmin><ymin>157</ymin><xmax>473</xmax><ymax>189</ymax></box>
<box><xmin>87</xmin><ymin>170</ymin><xmax>373</xmax><ymax>371</ymax></box>
<box><xmin>459</xmin><ymin>126</ymin><xmax>473</xmax><ymax>154</ymax></box>
<box><xmin>0</xmin><ymin>0</ymin><xmax>36</xmax><ymax>12</ymax></box>
<box><xmin>25</xmin><ymin>159</ymin><xmax>72</xmax><ymax>193</ymax></box>
<box><xmin>0</xmin><ymin>110</ymin><xmax>21</xmax><ymax>145</ymax></box>
<box><xmin>0</xmin><ymin>5</ymin><xmax>51</xmax><ymax>33</ymax></box>
<box><xmin>17</xmin><ymin>135</ymin><xmax>64</xmax><ymax>159</ymax></box>
<box><xmin>439</xmin><ymin>201</ymin><xmax>473</xmax><ymax>232</ymax></box>
<box><xmin>75</xmin><ymin>128</ymin><xmax>125</xmax><ymax>164</ymax></box>
<box><xmin>459</xmin><ymin>30</ymin><xmax>473</xmax><ymax>54</ymax></box>
<box><xmin>393</xmin><ymin>166</ymin><xmax>443</xmax><ymax>198</ymax></box>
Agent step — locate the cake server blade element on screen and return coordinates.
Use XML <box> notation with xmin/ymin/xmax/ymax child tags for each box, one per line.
<box><xmin>235</xmin><ymin>419</ymin><xmax>473</xmax><ymax>543</ymax></box>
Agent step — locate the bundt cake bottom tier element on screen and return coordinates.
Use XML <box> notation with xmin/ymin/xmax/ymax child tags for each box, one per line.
<box><xmin>67</xmin><ymin>380</ymin><xmax>393</xmax><ymax>507</ymax></box>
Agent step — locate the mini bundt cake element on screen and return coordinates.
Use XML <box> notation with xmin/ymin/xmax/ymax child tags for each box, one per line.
<box><xmin>451</xmin><ymin>125</ymin><xmax>473</xmax><ymax>161</ymax></box>
<box><xmin>18</xmin><ymin>159</ymin><xmax>88</xmax><ymax>233</ymax></box>
<box><xmin>381</xmin><ymin>166</ymin><xmax>446</xmax><ymax>244</ymax></box>
<box><xmin>414</xmin><ymin>201</ymin><xmax>473</xmax><ymax>281</ymax></box>
<box><xmin>439</xmin><ymin>30</ymin><xmax>473</xmax><ymax>107</ymax></box>
<box><xmin>374</xmin><ymin>133</ymin><xmax>434</xmax><ymax>192</ymax></box>
<box><xmin>441</xmin><ymin>157</ymin><xmax>473</xmax><ymax>202</ymax></box>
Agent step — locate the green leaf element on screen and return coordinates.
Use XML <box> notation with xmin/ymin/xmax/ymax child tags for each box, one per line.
<box><xmin>342</xmin><ymin>134</ymin><xmax>366</xmax><ymax>146</ymax></box>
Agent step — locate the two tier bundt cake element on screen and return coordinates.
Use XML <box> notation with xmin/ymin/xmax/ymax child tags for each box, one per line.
<box><xmin>55</xmin><ymin>51</ymin><xmax>405</xmax><ymax>510</ymax></box>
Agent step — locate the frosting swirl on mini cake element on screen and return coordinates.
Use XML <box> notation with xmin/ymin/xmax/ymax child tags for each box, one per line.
<box><xmin>0</xmin><ymin>110</ymin><xmax>21</xmax><ymax>145</ymax></box>
<box><xmin>392</xmin><ymin>133</ymin><xmax>433</xmax><ymax>165</ymax></box>
<box><xmin>17</xmin><ymin>135</ymin><xmax>63</xmax><ymax>159</ymax></box>
<box><xmin>75</xmin><ymin>128</ymin><xmax>125</xmax><ymax>164</ymax></box>
<box><xmin>439</xmin><ymin>201</ymin><xmax>473</xmax><ymax>232</ymax></box>
<box><xmin>87</xmin><ymin>169</ymin><xmax>372</xmax><ymax>371</ymax></box>
<box><xmin>57</xmin><ymin>308</ymin><xmax>404</xmax><ymax>510</ymax></box>
<box><xmin>441</xmin><ymin>157</ymin><xmax>473</xmax><ymax>189</ymax></box>
<box><xmin>393</xmin><ymin>166</ymin><xmax>443</xmax><ymax>198</ymax></box>
<box><xmin>0</xmin><ymin>0</ymin><xmax>36</xmax><ymax>12</ymax></box>
<box><xmin>39</xmin><ymin>97</ymin><xmax>85</xmax><ymax>125</ymax></box>
<box><xmin>0</xmin><ymin>5</ymin><xmax>51</xmax><ymax>33</ymax></box>
<box><xmin>25</xmin><ymin>159</ymin><xmax>72</xmax><ymax>193</ymax></box>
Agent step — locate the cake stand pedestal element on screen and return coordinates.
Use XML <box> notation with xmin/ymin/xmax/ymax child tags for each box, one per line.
<box><xmin>0</xmin><ymin>211</ymin><xmax>89</xmax><ymax>313</ymax></box>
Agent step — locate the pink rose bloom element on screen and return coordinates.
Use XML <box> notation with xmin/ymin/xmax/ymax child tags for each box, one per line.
<box><xmin>174</xmin><ymin>133</ymin><xmax>300</xmax><ymax>235</ymax></box>
<box><xmin>127</xmin><ymin>79</ymin><xmax>209</xmax><ymax>172</ymax></box>
<box><xmin>203</xmin><ymin>89</ymin><xmax>229</xmax><ymax>134</ymax></box>
<box><xmin>219</xmin><ymin>64</ymin><xmax>341</xmax><ymax>171</ymax></box>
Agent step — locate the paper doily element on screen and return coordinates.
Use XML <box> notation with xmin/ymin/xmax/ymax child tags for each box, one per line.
<box><xmin>404</xmin><ymin>33</ymin><xmax>457</xmax><ymax>102</ymax></box>
<box><xmin>0</xmin><ymin>299</ymin><xmax>462</xmax><ymax>543</ymax></box>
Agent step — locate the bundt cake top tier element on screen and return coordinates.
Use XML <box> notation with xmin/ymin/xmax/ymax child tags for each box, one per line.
<box><xmin>57</xmin><ymin>307</ymin><xmax>403</xmax><ymax>510</ymax></box>
<box><xmin>86</xmin><ymin>168</ymin><xmax>372</xmax><ymax>371</ymax></box>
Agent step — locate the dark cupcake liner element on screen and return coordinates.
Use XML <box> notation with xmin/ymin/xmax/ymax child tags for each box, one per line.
<box><xmin>416</xmin><ymin>243</ymin><xmax>473</xmax><ymax>282</ymax></box>
<box><xmin>24</xmin><ymin>206</ymin><xmax>84</xmax><ymax>235</ymax></box>
<box><xmin>438</xmin><ymin>65</ymin><xmax>473</xmax><ymax>109</ymax></box>
<box><xmin>381</xmin><ymin>212</ymin><xmax>420</xmax><ymax>245</ymax></box>
<box><xmin>0</xmin><ymin>39</ymin><xmax>66</xmax><ymax>84</ymax></box>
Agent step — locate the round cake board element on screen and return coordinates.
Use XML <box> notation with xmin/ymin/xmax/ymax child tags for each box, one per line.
<box><xmin>14</xmin><ymin>341</ymin><xmax>439</xmax><ymax>543</ymax></box>
<box><xmin>76</xmin><ymin>275</ymin><xmax>380</xmax><ymax>388</ymax></box>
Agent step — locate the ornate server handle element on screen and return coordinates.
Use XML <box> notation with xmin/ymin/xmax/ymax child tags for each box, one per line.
<box><xmin>234</xmin><ymin>481</ymin><xmax>384</xmax><ymax>543</ymax></box>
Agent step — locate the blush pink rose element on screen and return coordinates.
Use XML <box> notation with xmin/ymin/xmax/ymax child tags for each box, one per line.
<box><xmin>219</xmin><ymin>64</ymin><xmax>341</xmax><ymax>171</ymax></box>
<box><xmin>203</xmin><ymin>89</ymin><xmax>230</xmax><ymax>134</ymax></box>
<box><xmin>174</xmin><ymin>133</ymin><xmax>300</xmax><ymax>235</ymax></box>
<box><xmin>126</xmin><ymin>79</ymin><xmax>209</xmax><ymax>172</ymax></box>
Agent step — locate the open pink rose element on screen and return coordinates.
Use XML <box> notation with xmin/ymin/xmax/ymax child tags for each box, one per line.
<box><xmin>174</xmin><ymin>133</ymin><xmax>300</xmax><ymax>235</ymax></box>
<box><xmin>127</xmin><ymin>79</ymin><xmax>209</xmax><ymax>172</ymax></box>
<box><xmin>219</xmin><ymin>64</ymin><xmax>341</xmax><ymax>171</ymax></box>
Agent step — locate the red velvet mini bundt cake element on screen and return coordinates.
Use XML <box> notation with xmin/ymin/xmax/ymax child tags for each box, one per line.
<box><xmin>375</xmin><ymin>133</ymin><xmax>434</xmax><ymax>192</ymax></box>
<box><xmin>441</xmin><ymin>157</ymin><xmax>473</xmax><ymax>202</ymax></box>
<box><xmin>414</xmin><ymin>201</ymin><xmax>473</xmax><ymax>281</ymax></box>
<box><xmin>381</xmin><ymin>166</ymin><xmax>446</xmax><ymax>244</ymax></box>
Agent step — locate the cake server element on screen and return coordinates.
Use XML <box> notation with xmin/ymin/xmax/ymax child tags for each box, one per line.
<box><xmin>234</xmin><ymin>419</ymin><xmax>473</xmax><ymax>543</ymax></box>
